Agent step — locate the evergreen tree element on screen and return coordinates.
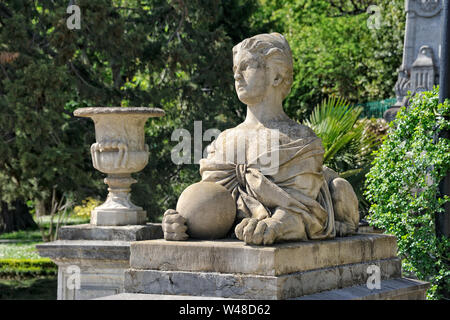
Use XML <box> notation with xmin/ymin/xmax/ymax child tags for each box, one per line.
<box><xmin>0</xmin><ymin>0</ymin><xmax>259</xmax><ymax>230</ymax></box>
<box><xmin>252</xmin><ymin>0</ymin><xmax>405</xmax><ymax>120</ymax></box>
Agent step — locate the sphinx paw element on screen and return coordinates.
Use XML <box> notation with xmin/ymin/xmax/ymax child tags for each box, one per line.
<box><xmin>235</xmin><ymin>218</ymin><xmax>278</xmax><ymax>245</ymax></box>
<box><xmin>162</xmin><ymin>209</ymin><xmax>189</xmax><ymax>241</ymax></box>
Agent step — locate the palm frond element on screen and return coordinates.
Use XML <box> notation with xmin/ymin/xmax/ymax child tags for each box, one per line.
<box><xmin>303</xmin><ymin>96</ymin><xmax>363</xmax><ymax>166</ymax></box>
<box><xmin>303</xmin><ymin>97</ymin><xmax>387</xmax><ymax>218</ymax></box>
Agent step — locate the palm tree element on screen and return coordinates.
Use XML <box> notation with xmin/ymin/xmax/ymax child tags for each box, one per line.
<box><xmin>303</xmin><ymin>96</ymin><xmax>385</xmax><ymax>217</ymax></box>
<box><xmin>303</xmin><ymin>96</ymin><xmax>378</xmax><ymax>175</ymax></box>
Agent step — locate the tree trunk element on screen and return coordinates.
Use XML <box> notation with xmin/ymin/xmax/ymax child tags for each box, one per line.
<box><xmin>0</xmin><ymin>200</ymin><xmax>38</xmax><ymax>233</ymax></box>
<box><xmin>34</xmin><ymin>199</ymin><xmax>46</xmax><ymax>217</ymax></box>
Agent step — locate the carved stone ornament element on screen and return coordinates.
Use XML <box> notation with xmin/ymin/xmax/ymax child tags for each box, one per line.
<box><xmin>410</xmin><ymin>0</ymin><xmax>442</xmax><ymax>17</ymax></box>
<box><xmin>74</xmin><ymin>107</ymin><xmax>165</xmax><ymax>226</ymax></box>
<box><xmin>420</xmin><ymin>0</ymin><xmax>440</xmax><ymax>12</ymax></box>
<box><xmin>411</xmin><ymin>45</ymin><xmax>436</xmax><ymax>93</ymax></box>
<box><xmin>393</xmin><ymin>66</ymin><xmax>411</xmax><ymax>107</ymax></box>
<box><xmin>162</xmin><ymin>33</ymin><xmax>360</xmax><ymax>245</ymax></box>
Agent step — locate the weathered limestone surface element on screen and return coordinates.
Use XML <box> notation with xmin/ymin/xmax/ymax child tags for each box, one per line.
<box><xmin>121</xmin><ymin>233</ymin><xmax>427</xmax><ymax>300</ymax></box>
<box><xmin>37</xmin><ymin>240</ymin><xmax>131</xmax><ymax>300</ymax></box>
<box><xmin>175</xmin><ymin>182</ymin><xmax>236</xmax><ymax>240</ymax></box>
<box><xmin>58</xmin><ymin>223</ymin><xmax>163</xmax><ymax>241</ymax></box>
<box><xmin>163</xmin><ymin>33</ymin><xmax>360</xmax><ymax>245</ymax></box>
<box><xmin>107</xmin><ymin>278</ymin><xmax>428</xmax><ymax>300</ymax></box>
<box><xmin>36</xmin><ymin>223</ymin><xmax>163</xmax><ymax>300</ymax></box>
<box><xmin>295</xmin><ymin>278</ymin><xmax>430</xmax><ymax>300</ymax></box>
<box><xmin>385</xmin><ymin>0</ymin><xmax>442</xmax><ymax>120</ymax></box>
<box><xmin>130</xmin><ymin>233</ymin><xmax>397</xmax><ymax>276</ymax></box>
<box><xmin>101</xmin><ymin>278</ymin><xmax>429</xmax><ymax>300</ymax></box>
<box><xmin>37</xmin><ymin>240</ymin><xmax>131</xmax><ymax>262</ymax></box>
<box><xmin>90</xmin><ymin>209</ymin><xmax>147</xmax><ymax>227</ymax></box>
<box><xmin>95</xmin><ymin>293</ymin><xmax>235</xmax><ymax>300</ymax></box>
<box><xmin>74</xmin><ymin>107</ymin><xmax>164</xmax><ymax>226</ymax></box>
<box><xmin>100</xmin><ymin>278</ymin><xmax>429</xmax><ymax>300</ymax></box>
<box><xmin>124</xmin><ymin>258</ymin><xmax>401</xmax><ymax>299</ymax></box>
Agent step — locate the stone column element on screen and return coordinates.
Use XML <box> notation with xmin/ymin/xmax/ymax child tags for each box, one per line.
<box><xmin>384</xmin><ymin>0</ymin><xmax>442</xmax><ymax>122</ymax></box>
<box><xmin>37</xmin><ymin>223</ymin><xmax>163</xmax><ymax>300</ymax></box>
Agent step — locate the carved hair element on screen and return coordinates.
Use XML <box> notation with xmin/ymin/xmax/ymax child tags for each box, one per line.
<box><xmin>232</xmin><ymin>33</ymin><xmax>294</xmax><ymax>100</ymax></box>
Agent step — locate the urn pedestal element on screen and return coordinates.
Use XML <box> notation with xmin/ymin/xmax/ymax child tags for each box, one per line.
<box><xmin>36</xmin><ymin>107</ymin><xmax>166</xmax><ymax>300</ymax></box>
<box><xmin>36</xmin><ymin>223</ymin><xmax>164</xmax><ymax>300</ymax></box>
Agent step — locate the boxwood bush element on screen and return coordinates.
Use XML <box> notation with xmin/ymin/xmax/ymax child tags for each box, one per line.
<box><xmin>0</xmin><ymin>258</ymin><xmax>57</xmax><ymax>278</ymax></box>
<box><xmin>365</xmin><ymin>87</ymin><xmax>450</xmax><ymax>299</ymax></box>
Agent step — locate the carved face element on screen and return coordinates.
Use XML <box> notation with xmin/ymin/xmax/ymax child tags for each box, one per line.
<box><xmin>233</xmin><ymin>49</ymin><xmax>268</xmax><ymax>105</ymax></box>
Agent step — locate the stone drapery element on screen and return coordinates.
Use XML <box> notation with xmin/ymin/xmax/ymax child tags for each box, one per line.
<box><xmin>199</xmin><ymin>135</ymin><xmax>336</xmax><ymax>240</ymax></box>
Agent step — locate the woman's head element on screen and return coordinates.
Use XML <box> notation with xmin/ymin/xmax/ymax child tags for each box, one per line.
<box><xmin>232</xmin><ymin>33</ymin><xmax>294</xmax><ymax>103</ymax></box>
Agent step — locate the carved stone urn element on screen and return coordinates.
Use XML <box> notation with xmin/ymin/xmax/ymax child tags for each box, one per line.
<box><xmin>74</xmin><ymin>107</ymin><xmax>165</xmax><ymax>226</ymax></box>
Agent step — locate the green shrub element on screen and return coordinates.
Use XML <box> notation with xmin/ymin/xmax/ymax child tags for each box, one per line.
<box><xmin>73</xmin><ymin>197</ymin><xmax>102</xmax><ymax>219</ymax></box>
<box><xmin>0</xmin><ymin>258</ymin><xmax>57</xmax><ymax>278</ymax></box>
<box><xmin>365</xmin><ymin>87</ymin><xmax>450</xmax><ymax>299</ymax></box>
<box><xmin>303</xmin><ymin>97</ymin><xmax>385</xmax><ymax>216</ymax></box>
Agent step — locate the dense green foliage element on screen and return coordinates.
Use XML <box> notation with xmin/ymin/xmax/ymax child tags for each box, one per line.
<box><xmin>0</xmin><ymin>258</ymin><xmax>57</xmax><ymax>278</ymax></box>
<box><xmin>1</xmin><ymin>0</ymin><xmax>407</xmax><ymax>225</ymax></box>
<box><xmin>254</xmin><ymin>0</ymin><xmax>405</xmax><ymax>120</ymax></box>
<box><xmin>365</xmin><ymin>88</ymin><xmax>450</xmax><ymax>299</ymax></box>
<box><xmin>304</xmin><ymin>98</ymin><xmax>384</xmax><ymax>216</ymax></box>
<box><xmin>0</xmin><ymin>0</ymin><xmax>259</xmax><ymax>221</ymax></box>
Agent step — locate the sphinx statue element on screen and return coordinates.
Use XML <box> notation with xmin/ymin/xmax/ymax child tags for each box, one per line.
<box><xmin>162</xmin><ymin>33</ymin><xmax>359</xmax><ymax>245</ymax></box>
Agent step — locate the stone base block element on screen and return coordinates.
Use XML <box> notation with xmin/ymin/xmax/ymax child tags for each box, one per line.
<box><xmin>37</xmin><ymin>240</ymin><xmax>131</xmax><ymax>300</ymax></box>
<box><xmin>58</xmin><ymin>223</ymin><xmax>163</xmax><ymax>241</ymax></box>
<box><xmin>36</xmin><ymin>223</ymin><xmax>163</xmax><ymax>300</ymax></box>
<box><xmin>91</xmin><ymin>208</ymin><xmax>146</xmax><ymax>226</ymax></box>
<box><xmin>130</xmin><ymin>234</ymin><xmax>398</xmax><ymax>276</ymax></box>
<box><xmin>124</xmin><ymin>257</ymin><xmax>401</xmax><ymax>299</ymax></box>
<box><xmin>123</xmin><ymin>233</ymin><xmax>414</xmax><ymax>299</ymax></box>
<box><xmin>296</xmin><ymin>278</ymin><xmax>429</xmax><ymax>300</ymax></box>
<box><xmin>99</xmin><ymin>278</ymin><xmax>429</xmax><ymax>300</ymax></box>
<box><xmin>95</xmin><ymin>293</ymin><xmax>234</xmax><ymax>300</ymax></box>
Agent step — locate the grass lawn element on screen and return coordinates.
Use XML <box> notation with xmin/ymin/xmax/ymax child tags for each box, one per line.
<box><xmin>0</xmin><ymin>214</ymin><xmax>89</xmax><ymax>300</ymax></box>
<box><xmin>0</xmin><ymin>229</ymin><xmax>42</xmax><ymax>241</ymax></box>
<box><xmin>0</xmin><ymin>228</ymin><xmax>43</xmax><ymax>261</ymax></box>
<box><xmin>0</xmin><ymin>242</ymin><xmax>42</xmax><ymax>260</ymax></box>
<box><xmin>0</xmin><ymin>216</ymin><xmax>90</xmax><ymax>260</ymax></box>
<box><xmin>0</xmin><ymin>216</ymin><xmax>89</xmax><ymax>260</ymax></box>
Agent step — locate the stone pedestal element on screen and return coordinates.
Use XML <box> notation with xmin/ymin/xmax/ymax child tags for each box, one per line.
<box><xmin>123</xmin><ymin>233</ymin><xmax>429</xmax><ymax>300</ymax></box>
<box><xmin>36</xmin><ymin>223</ymin><xmax>163</xmax><ymax>300</ymax></box>
<box><xmin>90</xmin><ymin>209</ymin><xmax>147</xmax><ymax>227</ymax></box>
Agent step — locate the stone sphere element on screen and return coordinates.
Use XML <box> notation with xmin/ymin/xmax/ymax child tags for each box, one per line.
<box><xmin>176</xmin><ymin>182</ymin><xmax>236</xmax><ymax>239</ymax></box>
